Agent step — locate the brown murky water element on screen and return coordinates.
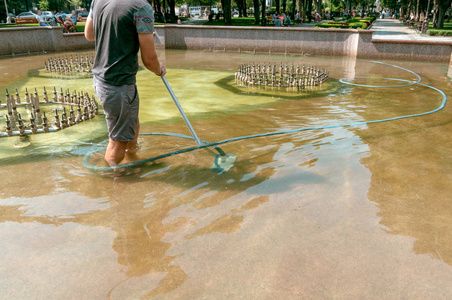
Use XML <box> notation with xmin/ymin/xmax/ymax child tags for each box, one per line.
<box><xmin>1</xmin><ymin>50</ymin><xmax>452</xmax><ymax>299</ymax></box>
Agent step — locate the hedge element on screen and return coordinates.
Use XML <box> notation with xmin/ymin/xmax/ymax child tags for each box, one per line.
<box><xmin>427</xmin><ymin>30</ymin><xmax>452</xmax><ymax>36</ymax></box>
<box><xmin>315</xmin><ymin>22</ymin><xmax>368</xmax><ymax>29</ymax></box>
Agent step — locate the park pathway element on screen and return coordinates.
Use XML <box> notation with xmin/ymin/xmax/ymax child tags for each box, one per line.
<box><xmin>371</xmin><ymin>18</ymin><xmax>452</xmax><ymax>42</ymax></box>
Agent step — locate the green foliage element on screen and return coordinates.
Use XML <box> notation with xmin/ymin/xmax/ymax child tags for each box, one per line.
<box><xmin>347</xmin><ymin>18</ymin><xmax>360</xmax><ymax>23</ymax></box>
<box><xmin>5</xmin><ymin>0</ymin><xmax>27</xmax><ymax>13</ymax></box>
<box><xmin>427</xmin><ymin>29</ymin><xmax>452</xmax><ymax>36</ymax></box>
<box><xmin>315</xmin><ymin>23</ymin><xmax>350</xmax><ymax>28</ymax></box>
<box><xmin>67</xmin><ymin>0</ymin><xmax>82</xmax><ymax>8</ymax></box>
<box><xmin>38</xmin><ymin>0</ymin><xmax>50</xmax><ymax>10</ymax></box>
<box><xmin>352</xmin><ymin>22</ymin><xmax>368</xmax><ymax>29</ymax></box>
<box><xmin>186</xmin><ymin>0</ymin><xmax>213</xmax><ymax>6</ymax></box>
<box><xmin>363</xmin><ymin>16</ymin><xmax>376</xmax><ymax>22</ymax></box>
<box><xmin>315</xmin><ymin>21</ymin><xmax>369</xmax><ymax>29</ymax></box>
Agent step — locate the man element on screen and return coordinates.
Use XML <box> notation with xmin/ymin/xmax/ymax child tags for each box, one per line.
<box><xmin>36</xmin><ymin>10</ymin><xmax>50</xmax><ymax>26</ymax></box>
<box><xmin>84</xmin><ymin>0</ymin><xmax>166</xmax><ymax>169</ymax></box>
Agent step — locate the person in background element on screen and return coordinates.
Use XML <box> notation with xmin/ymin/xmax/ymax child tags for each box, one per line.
<box><xmin>274</xmin><ymin>12</ymin><xmax>282</xmax><ymax>27</ymax></box>
<box><xmin>36</xmin><ymin>10</ymin><xmax>50</xmax><ymax>26</ymax></box>
<box><xmin>282</xmin><ymin>11</ymin><xmax>291</xmax><ymax>26</ymax></box>
<box><xmin>71</xmin><ymin>10</ymin><xmax>78</xmax><ymax>25</ymax></box>
<box><xmin>84</xmin><ymin>0</ymin><xmax>166</xmax><ymax>170</ymax></box>
<box><xmin>295</xmin><ymin>11</ymin><xmax>301</xmax><ymax>24</ymax></box>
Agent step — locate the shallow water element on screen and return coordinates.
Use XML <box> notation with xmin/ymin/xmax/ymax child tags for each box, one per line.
<box><xmin>1</xmin><ymin>50</ymin><xmax>452</xmax><ymax>299</ymax></box>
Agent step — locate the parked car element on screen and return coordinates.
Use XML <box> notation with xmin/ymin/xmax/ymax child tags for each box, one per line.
<box><xmin>1</xmin><ymin>12</ymin><xmax>15</xmax><ymax>23</ymax></box>
<box><xmin>55</xmin><ymin>12</ymin><xmax>67</xmax><ymax>19</ymax></box>
<box><xmin>16</xmin><ymin>12</ymin><xmax>38</xmax><ymax>19</ymax></box>
<box><xmin>7</xmin><ymin>13</ymin><xmax>15</xmax><ymax>23</ymax></box>
<box><xmin>77</xmin><ymin>11</ymin><xmax>89</xmax><ymax>22</ymax></box>
<box><xmin>42</xmin><ymin>11</ymin><xmax>54</xmax><ymax>21</ymax></box>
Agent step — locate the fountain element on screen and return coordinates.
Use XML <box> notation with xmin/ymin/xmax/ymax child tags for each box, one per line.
<box><xmin>1</xmin><ymin>87</ymin><xmax>99</xmax><ymax>137</ymax></box>
<box><xmin>235</xmin><ymin>62</ymin><xmax>329</xmax><ymax>91</ymax></box>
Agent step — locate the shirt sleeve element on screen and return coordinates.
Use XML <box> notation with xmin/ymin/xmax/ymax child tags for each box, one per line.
<box><xmin>88</xmin><ymin>0</ymin><xmax>95</xmax><ymax>19</ymax></box>
<box><xmin>134</xmin><ymin>5</ymin><xmax>154</xmax><ymax>34</ymax></box>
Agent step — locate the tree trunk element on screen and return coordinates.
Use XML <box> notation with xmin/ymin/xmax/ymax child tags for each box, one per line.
<box><xmin>261</xmin><ymin>0</ymin><xmax>266</xmax><ymax>25</ymax></box>
<box><xmin>166</xmin><ymin>0</ymin><xmax>176</xmax><ymax>23</ymax></box>
<box><xmin>276</xmin><ymin>0</ymin><xmax>280</xmax><ymax>13</ymax></box>
<box><xmin>437</xmin><ymin>5</ymin><xmax>445</xmax><ymax>27</ymax></box>
<box><xmin>237</xmin><ymin>0</ymin><xmax>244</xmax><ymax>17</ymax></box>
<box><xmin>221</xmin><ymin>0</ymin><xmax>232</xmax><ymax>25</ymax></box>
<box><xmin>254</xmin><ymin>0</ymin><xmax>261</xmax><ymax>24</ymax></box>
<box><xmin>301</xmin><ymin>0</ymin><xmax>307</xmax><ymax>18</ymax></box>
<box><xmin>307</xmin><ymin>0</ymin><xmax>312</xmax><ymax>21</ymax></box>
<box><xmin>435</xmin><ymin>0</ymin><xmax>452</xmax><ymax>28</ymax></box>
<box><xmin>416</xmin><ymin>0</ymin><xmax>420</xmax><ymax>20</ymax></box>
<box><xmin>155</xmin><ymin>0</ymin><xmax>161</xmax><ymax>17</ymax></box>
<box><xmin>314</xmin><ymin>0</ymin><xmax>322</xmax><ymax>15</ymax></box>
<box><xmin>432</xmin><ymin>5</ymin><xmax>438</xmax><ymax>26</ymax></box>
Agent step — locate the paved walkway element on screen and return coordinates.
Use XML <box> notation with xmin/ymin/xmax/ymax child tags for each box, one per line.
<box><xmin>371</xmin><ymin>18</ymin><xmax>452</xmax><ymax>42</ymax></box>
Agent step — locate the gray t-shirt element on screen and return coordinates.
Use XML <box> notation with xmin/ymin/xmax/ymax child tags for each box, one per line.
<box><xmin>90</xmin><ymin>0</ymin><xmax>154</xmax><ymax>85</ymax></box>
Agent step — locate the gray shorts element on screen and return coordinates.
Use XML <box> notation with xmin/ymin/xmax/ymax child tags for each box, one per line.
<box><xmin>93</xmin><ymin>77</ymin><xmax>139</xmax><ymax>142</ymax></box>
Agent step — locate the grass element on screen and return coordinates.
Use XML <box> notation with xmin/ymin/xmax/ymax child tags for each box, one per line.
<box><xmin>428</xmin><ymin>20</ymin><xmax>452</xmax><ymax>31</ymax></box>
<box><xmin>0</xmin><ymin>23</ymin><xmax>39</xmax><ymax>28</ymax></box>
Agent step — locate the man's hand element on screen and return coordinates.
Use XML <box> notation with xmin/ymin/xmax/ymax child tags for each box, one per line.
<box><xmin>157</xmin><ymin>63</ymin><xmax>167</xmax><ymax>77</ymax></box>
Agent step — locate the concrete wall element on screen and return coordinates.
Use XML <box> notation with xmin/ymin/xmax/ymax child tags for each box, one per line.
<box><xmin>156</xmin><ymin>25</ymin><xmax>364</xmax><ymax>57</ymax></box>
<box><xmin>360</xmin><ymin>39</ymin><xmax>452</xmax><ymax>62</ymax></box>
<box><xmin>0</xmin><ymin>27</ymin><xmax>94</xmax><ymax>56</ymax></box>
<box><xmin>155</xmin><ymin>25</ymin><xmax>452</xmax><ymax>62</ymax></box>
<box><xmin>2</xmin><ymin>25</ymin><xmax>451</xmax><ymax>62</ymax></box>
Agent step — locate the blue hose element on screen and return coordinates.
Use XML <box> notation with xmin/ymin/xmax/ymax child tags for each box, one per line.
<box><xmin>82</xmin><ymin>61</ymin><xmax>447</xmax><ymax>172</ymax></box>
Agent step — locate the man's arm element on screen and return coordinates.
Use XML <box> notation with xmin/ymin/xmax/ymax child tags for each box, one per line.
<box><xmin>138</xmin><ymin>33</ymin><xmax>166</xmax><ymax>76</ymax></box>
<box><xmin>84</xmin><ymin>16</ymin><xmax>95</xmax><ymax>41</ymax></box>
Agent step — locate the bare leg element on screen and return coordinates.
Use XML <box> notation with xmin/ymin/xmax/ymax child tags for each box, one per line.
<box><xmin>105</xmin><ymin>139</ymin><xmax>128</xmax><ymax>168</ymax></box>
<box><xmin>126</xmin><ymin>123</ymin><xmax>140</xmax><ymax>154</ymax></box>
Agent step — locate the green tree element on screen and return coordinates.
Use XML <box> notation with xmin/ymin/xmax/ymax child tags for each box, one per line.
<box><xmin>432</xmin><ymin>0</ymin><xmax>452</xmax><ymax>28</ymax></box>
<box><xmin>38</xmin><ymin>0</ymin><xmax>50</xmax><ymax>10</ymax></box>
<box><xmin>68</xmin><ymin>0</ymin><xmax>82</xmax><ymax>9</ymax></box>
<box><xmin>4</xmin><ymin>0</ymin><xmax>24</xmax><ymax>14</ymax></box>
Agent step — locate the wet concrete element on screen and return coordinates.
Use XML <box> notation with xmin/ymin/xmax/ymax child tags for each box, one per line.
<box><xmin>1</xmin><ymin>50</ymin><xmax>452</xmax><ymax>299</ymax></box>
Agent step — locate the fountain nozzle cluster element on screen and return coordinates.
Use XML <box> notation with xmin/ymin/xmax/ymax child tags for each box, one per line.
<box><xmin>44</xmin><ymin>54</ymin><xmax>94</xmax><ymax>74</ymax></box>
<box><xmin>235</xmin><ymin>62</ymin><xmax>329</xmax><ymax>91</ymax></box>
<box><xmin>1</xmin><ymin>87</ymin><xmax>99</xmax><ymax>137</ymax></box>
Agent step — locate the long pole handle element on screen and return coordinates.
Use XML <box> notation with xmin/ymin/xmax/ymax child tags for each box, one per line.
<box><xmin>161</xmin><ymin>76</ymin><xmax>203</xmax><ymax>146</ymax></box>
